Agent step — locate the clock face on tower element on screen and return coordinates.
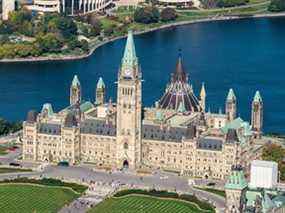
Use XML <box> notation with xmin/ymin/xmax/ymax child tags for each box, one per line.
<box><xmin>124</xmin><ymin>69</ymin><xmax>132</xmax><ymax>77</ymax></box>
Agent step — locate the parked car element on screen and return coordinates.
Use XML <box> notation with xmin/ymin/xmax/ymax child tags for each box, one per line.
<box><xmin>207</xmin><ymin>182</ymin><xmax>216</xmax><ymax>186</ymax></box>
<box><xmin>9</xmin><ymin>162</ymin><xmax>21</xmax><ymax>167</ymax></box>
<box><xmin>57</xmin><ymin>161</ymin><xmax>69</xmax><ymax>167</ymax></box>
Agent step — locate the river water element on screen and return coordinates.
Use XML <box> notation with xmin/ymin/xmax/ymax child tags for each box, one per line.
<box><xmin>0</xmin><ymin>17</ymin><xmax>285</xmax><ymax>133</ymax></box>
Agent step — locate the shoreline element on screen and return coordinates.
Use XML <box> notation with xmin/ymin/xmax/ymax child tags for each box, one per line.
<box><xmin>1</xmin><ymin>11</ymin><xmax>285</xmax><ymax>63</ymax></box>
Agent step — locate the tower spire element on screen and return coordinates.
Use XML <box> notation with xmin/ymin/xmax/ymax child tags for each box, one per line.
<box><xmin>72</xmin><ymin>75</ymin><xmax>80</xmax><ymax>87</ymax></box>
<box><xmin>172</xmin><ymin>51</ymin><xmax>187</xmax><ymax>82</ymax></box>
<box><xmin>226</xmin><ymin>88</ymin><xmax>237</xmax><ymax>121</ymax></box>
<box><xmin>253</xmin><ymin>90</ymin><xmax>262</xmax><ymax>102</ymax></box>
<box><xmin>96</xmin><ymin>77</ymin><xmax>105</xmax><ymax>105</ymax></box>
<box><xmin>121</xmin><ymin>30</ymin><xmax>138</xmax><ymax>73</ymax></box>
<box><xmin>251</xmin><ymin>90</ymin><xmax>263</xmax><ymax>137</ymax></box>
<box><xmin>227</xmin><ymin>88</ymin><xmax>236</xmax><ymax>101</ymax></box>
<box><xmin>200</xmin><ymin>82</ymin><xmax>206</xmax><ymax>112</ymax></box>
<box><xmin>70</xmin><ymin>75</ymin><xmax>81</xmax><ymax>106</ymax></box>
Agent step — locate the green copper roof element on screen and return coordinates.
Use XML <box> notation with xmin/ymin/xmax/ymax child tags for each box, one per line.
<box><xmin>221</xmin><ymin>117</ymin><xmax>252</xmax><ymax>142</ymax></box>
<box><xmin>80</xmin><ymin>101</ymin><xmax>93</xmax><ymax>112</ymax></box>
<box><xmin>72</xmin><ymin>75</ymin><xmax>80</xmax><ymax>87</ymax></box>
<box><xmin>97</xmin><ymin>77</ymin><xmax>105</xmax><ymax>89</ymax></box>
<box><xmin>246</xmin><ymin>190</ymin><xmax>262</xmax><ymax>206</ymax></box>
<box><xmin>263</xmin><ymin>192</ymin><xmax>276</xmax><ymax>212</ymax></box>
<box><xmin>254</xmin><ymin>90</ymin><xmax>262</xmax><ymax>102</ymax></box>
<box><xmin>121</xmin><ymin>30</ymin><xmax>138</xmax><ymax>70</ymax></box>
<box><xmin>41</xmin><ymin>103</ymin><xmax>54</xmax><ymax>117</ymax></box>
<box><xmin>225</xmin><ymin>170</ymin><xmax>248</xmax><ymax>190</ymax></box>
<box><xmin>227</xmin><ymin>88</ymin><xmax>236</xmax><ymax>101</ymax></box>
<box><xmin>273</xmin><ymin>195</ymin><xmax>285</xmax><ymax>208</ymax></box>
<box><xmin>178</xmin><ymin>102</ymin><xmax>186</xmax><ymax>113</ymax></box>
<box><xmin>221</xmin><ymin>117</ymin><xmax>244</xmax><ymax>133</ymax></box>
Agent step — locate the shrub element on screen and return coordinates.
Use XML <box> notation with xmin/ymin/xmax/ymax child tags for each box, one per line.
<box><xmin>216</xmin><ymin>0</ymin><xmax>248</xmax><ymax>7</ymax></box>
<box><xmin>160</xmin><ymin>8</ymin><xmax>177</xmax><ymax>22</ymax></box>
<box><xmin>134</xmin><ymin>6</ymin><xmax>160</xmax><ymax>24</ymax></box>
<box><xmin>104</xmin><ymin>25</ymin><xmax>115</xmax><ymax>37</ymax></box>
<box><xmin>79</xmin><ymin>40</ymin><xmax>89</xmax><ymax>52</ymax></box>
<box><xmin>268</xmin><ymin>0</ymin><xmax>285</xmax><ymax>11</ymax></box>
<box><xmin>87</xmin><ymin>15</ymin><xmax>102</xmax><ymax>36</ymax></box>
<box><xmin>35</xmin><ymin>33</ymin><xmax>63</xmax><ymax>52</ymax></box>
<box><xmin>0</xmin><ymin>178</ymin><xmax>87</xmax><ymax>194</ymax></box>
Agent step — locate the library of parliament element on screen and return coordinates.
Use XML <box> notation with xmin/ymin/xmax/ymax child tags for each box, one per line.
<box><xmin>22</xmin><ymin>31</ymin><xmax>264</xmax><ymax>180</ymax></box>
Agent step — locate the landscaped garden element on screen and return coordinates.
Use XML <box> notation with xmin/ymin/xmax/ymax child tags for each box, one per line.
<box><xmin>89</xmin><ymin>189</ymin><xmax>215</xmax><ymax>213</ymax></box>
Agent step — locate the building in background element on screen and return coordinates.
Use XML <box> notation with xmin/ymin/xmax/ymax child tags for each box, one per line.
<box><xmin>26</xmin><ymin>0</ymin><xmax>113</xmax><ymax>15</ymax></box>
<box><xmin>250</xmin><ymin>160</ymin><xmax>278</xmax><ymax>189</ymax></box>
<box><xmin>1</xmin><ymin>0</ymin><xmax>15</xmax><ymax>20</ymax></box>
<box><xmin>27</xmin><ymin>0</ymin><xmax>61</xmax><ymax>14</ymax></box>
<box><xmin>157</xmin><ymin>0</ymin><xmax>201</xmax><ymax>8</ymax></box>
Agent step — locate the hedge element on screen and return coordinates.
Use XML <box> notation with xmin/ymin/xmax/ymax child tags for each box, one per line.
<box><xmin>0</xmin><ymin>178</ymin><xmax>87</xmax><ymax>194</ymax></box>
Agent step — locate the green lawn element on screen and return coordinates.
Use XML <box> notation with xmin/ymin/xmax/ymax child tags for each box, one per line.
<box><xmin>0</xmin><ymin>167</ymin><xmax>32</xmax><ymax>174</ymax></box>
<box><xmin>89</xmin><ymin>195</ymin><xmax>212</xmax><ymax>213</ymax></box>
<box><xmin>0</xmin><ymin>184</ymin><xmax>79</xmax><ymax>213</ymax></box>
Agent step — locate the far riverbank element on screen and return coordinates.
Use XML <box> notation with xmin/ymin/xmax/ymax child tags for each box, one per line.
<box><xmin>1</xmin><ymin>11</ymin><xmax>285</xmax><ymax>64</ymax></box>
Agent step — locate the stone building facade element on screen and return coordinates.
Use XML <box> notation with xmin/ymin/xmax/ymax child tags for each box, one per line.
<box><xmin>22</xmin><ymin>31</ymin><xmax>264</xmax><ymax>180</ymax></box>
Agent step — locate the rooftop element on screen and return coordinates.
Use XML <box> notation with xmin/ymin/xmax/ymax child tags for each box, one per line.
<box><xmin>226</xmin><ymin>88</ymin><xmax>236</xmax><ymax>101</ymax></box>
<box><xmin>197</xmin><ymin>137</ymin><xmax>223</xmax><ymax>151</ymax></box>
<box><xmin>158</xmin><ymin>55</ymin><xmax>201</xmax><ymax>112</ymax></box>
<box><xmin>251</xmin><ymin>160</ymin><xmax>278</xmax><ymax>168</ymax></box>
<box><xmin>225</xmin><ymin>170</ymin><xmax>248</xmax><ymax>190</ymax></box>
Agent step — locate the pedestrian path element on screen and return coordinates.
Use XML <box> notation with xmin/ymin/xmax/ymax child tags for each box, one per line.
<box><xmin>59</xmin><ymin>181</ymin><xmax>116</xmax><ymax>213</ymax></box>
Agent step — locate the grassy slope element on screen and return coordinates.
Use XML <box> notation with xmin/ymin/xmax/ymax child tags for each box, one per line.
<box><xmin>89</xmin><ymin>195</ymin><xmax>212</xmax><ymax>213</ymax></box>
<box><xmin>0</xmin><ymin>167</ymin><xmax>32</xmax><ymax>174</ymax></box>
<box><xmin>194</xmin><ymin>187</ymin><xmax>226</xmax><ymax>197</ymax></box>
<box><xmin>0</xmin><ymin>184</ymin><xmax>79</xmax><ymax>213</ymax></box>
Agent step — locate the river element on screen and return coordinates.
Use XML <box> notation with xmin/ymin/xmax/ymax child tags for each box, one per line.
<box><xmin>0</xmin><ymin>17</ymin><xmax>285</xmax><ymax>133</ymax></box>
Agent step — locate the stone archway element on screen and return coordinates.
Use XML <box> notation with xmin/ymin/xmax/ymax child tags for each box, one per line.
<box><xmin>123</xmin><ymin>160</ymin><xmax>129</xmax><ymax>169</ymax></box>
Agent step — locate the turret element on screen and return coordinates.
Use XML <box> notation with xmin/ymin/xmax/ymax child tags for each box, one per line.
<box><xmin>200</xmin><ymin>82</ymin><xmax>206</xmax><ymax>112</ymax></box>
<box><xmin>225</xmin><ymin>169</ymin><xmax>248</xmax><ymax>213</ymax></box>
<box><xmin>41</xmin><ymin>103</ymin><xmax>54</xmax><ymax>118</ymax></box>
<box><xmin>70</xmin><ymin>75</ymin><xmax>81</xmax><ymax>106</ymax></box>
<box><xmin>251</xmin><ymin>91</ymin><xmax>263</xmax><ymax>138</ymax></box>
<box><xmin>226</xmin><ymin>88</ymin><xmax>237</xmax><ymax>122</ymax></box>
<box><xmin>96</xmin><ymin>77</ymin><xmax>105</xmax><ymax>105</ymax></box>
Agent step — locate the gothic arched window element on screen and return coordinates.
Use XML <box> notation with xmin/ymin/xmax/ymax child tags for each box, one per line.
<box><xmin>124</xmin><ymin>142</ymin><xmax>128</xmax><ymax>150</ymax></box>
